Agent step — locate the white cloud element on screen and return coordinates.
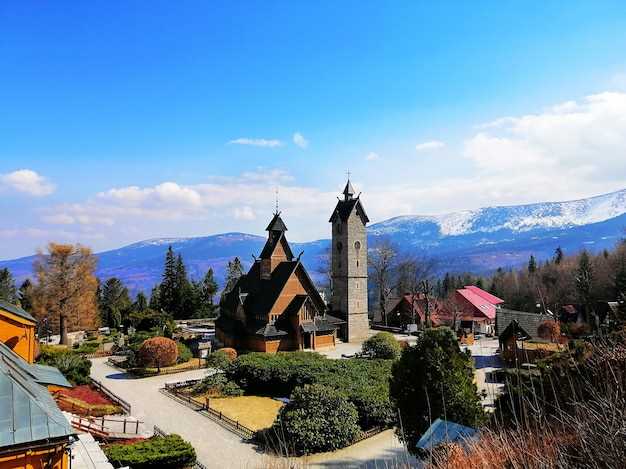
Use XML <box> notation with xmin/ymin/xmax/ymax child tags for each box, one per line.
<box><xmin>233</xmin><ymin>206</ymin><xmax>256</xmax><ymax>221</ymax></box>
<box><xmin>415</xmin><ymin>140</ymin><xmax>445</xmax><ymax>152</ymax></box>
<box><xmin>365</xmin><ymin>152</ymin><xmax>380</xmax><ymax>161</ymax></box>
<box><xmin>228</xmin><ymin>138</ymin><xmax>283</xmax><ymax>148</ymax></box>
<box><xmin>0</xmin><ymin>169</ymin><xmax>55</xmax><ymax>196</ymax></box>
<box><xmin>292</xmin><ymin>132</ymin><xmax>309</xmax><ymax>149</ymax></box>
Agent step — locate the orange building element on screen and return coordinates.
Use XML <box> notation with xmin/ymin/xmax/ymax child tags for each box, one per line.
<box><xmin>1</xmin><ymin>301</ymin><xmax>74</xmax><ymax>469</ymax></box>
<box><xmin>216</xmin><ymin>212</ymin><xmax>343</xmax><ymax>352</ymax></box>
<box><xmin>0</xmin><ymin>300</ymin><xmax>37</xmax><ymax>364</ymax></box>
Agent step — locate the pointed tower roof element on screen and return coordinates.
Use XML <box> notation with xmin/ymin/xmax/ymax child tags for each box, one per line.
<box><xmin>265</xmin><ymin>212</ymin><xmax>288</xmax><ymax>232</ymax></box>
<box><xmin>342</xmin><ymin>179</ymin><xmax>356</xmax><ymax>200</ymax></box>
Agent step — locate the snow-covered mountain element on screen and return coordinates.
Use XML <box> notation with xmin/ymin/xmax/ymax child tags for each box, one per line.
<box><xmin>370</xmin><ymin>188</ymin><xmax>626</xmax><ymax>238</ymax></box>
<box><xmin>1</xmin><ymin>189</ymin><xmax>625</xmax><ymax>293</ymax></box>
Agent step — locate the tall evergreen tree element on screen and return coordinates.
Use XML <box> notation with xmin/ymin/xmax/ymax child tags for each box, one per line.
<box><xmin>202</xmin><ymin>268</ymin><xmax>219</xmax><ymax>306</ymax></box>
<box><xmin>223</xmin><ymin>257</ymin><xmax>244</xmax><ymax>293</ymax></box>
<box><xmin>0</xmin><ymin>268</ymin><xmax>18</xmax><ymax>303</ymax></box>
<box><xmin>575</xmin><ymin>251</ymin><xmax>594</xmax><ymax>323</ymax></box>
<box><xmin>99</xmin><ymin>278</ymin><xmax>131</xmax><ymax>328</ymax></box>
<box><xmin>173</xmin><ymin>254</ymin><xmax>192</xmax><ymax>319</ymax></box>
<box><xmin>528</xmin><ymin>255</ymin><xmax>537</xmax><ymax>275</ymax></box>
<box><xmin>18</xmin><ymin>279</ymin><xmax>34</xmax><ymax>311</ymax></box>
<box><xmin>553</xmin><ymin>246</ymin><xmax>564</xmax><ymax>265</ymax></box>
<box><xmin>159</xmin><ymin>246</ymin><xmax>178</xmax><ymax>316</ymax></box>
<box><xmin>149</xmin><ymin>285</ymin><xmax>161</xmax><ymax>311</ymax></box>
<box><xmin>133</xmin><ymin>291</ymin><xmax>148</xmax><ymax>313</ymax></box>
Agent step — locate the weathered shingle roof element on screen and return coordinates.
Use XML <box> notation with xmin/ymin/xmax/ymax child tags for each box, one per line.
<box><xmin>329</xmin><ymin>198</ymin><xmax>369</xmax><ymax>224</ymax></box>
<box><xmin>0</xmin><ymin>344</ymin><xmax>73</xmax><ymax>448</ymax></box>
<box><xmin>0</xmin><ymin>299</ymin><xmax>36</xmax><ymax>324</ymax></box>
<box><xmin>495</xmin><ymin>309</ymin><xmax>551</xmax><ymax>339</ymax></box>
<box><xmin>259</xmin><ymin>231</ymin><xmax>294</xmax><ymax>260</ymax></box>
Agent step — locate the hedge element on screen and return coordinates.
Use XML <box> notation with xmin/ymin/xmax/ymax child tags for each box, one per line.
<box><xmin>104</xmin><ymin>434</ymin><xmax>196</xmax><ymax>469</ymax></box>
<box><xmin>227</xmin><ymin>352</ymin><xmax>394</xmax><ymax>428</ymax></box>
<box><xmin>37</xmin><ymin>346</ymin><xmax>92</xmax><ymax>385</ymax></box>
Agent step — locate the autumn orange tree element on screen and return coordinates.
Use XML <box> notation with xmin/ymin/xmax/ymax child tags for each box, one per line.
<box><xmin>138</xmin><ymin>337</ymin><xmax>178</xmax><ymax>371</ymax></box>
<box><xmin>32</xmin><ymin>243</ymin><xmax>99</xmax><ymax>344</ymax></box>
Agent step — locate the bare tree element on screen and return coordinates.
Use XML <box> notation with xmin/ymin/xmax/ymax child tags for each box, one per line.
<box><xmin>397</xmin><ymin>255</ymin><xmax>437</xmax><ymax>328</ymax></box>
<box><xmin>32</xmin><ymin>243</ymin><xmax>99</xmax><ymax>344</ymax></box>
<box><xmin>368</xmin><ymin>238</ymin><xmax>399</xmax><ymax>327</ymax></box>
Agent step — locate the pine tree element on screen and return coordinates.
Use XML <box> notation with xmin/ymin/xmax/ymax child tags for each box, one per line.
<box><xmin>133</xmin><ymin>291</ymin><xmax>148</xmax><ymax>313</ymax></box>
<box><xmin>575</xmin><ymin>251</ymin><xmax>594</xmax><ymax>323</ymax></box>
<box><xmin>99</xmin><ymin>278</ymin><xmax>131</xmax><ymax>328</ymax></box>
<box><xmin>0</xmin><ymin>268</ymin><xmax>18</xmax><ymax>303</ymax></box>
<box><xmin>159</xmin><ymin>246</ymin><xmax>178</xmax><ymax>315</ymax></box>
<box><xmin>18</xmin><ymin>279</ymin><xmax>34</xmax><ymax>311</ymax></box>
<box><xmin>173</xmin><ymin>254</ymin><xmax>192</xmax><ymax>319</ymax></box>
<box><xmin>528</xmin><ymin>255</ymin><xmax>537</xmax><ymax>275</ymax></box>
<box><xmin>224</xmin><ymin>257</ymin><xmax>244</xmax><ymax>293</ymax></box>
<box><xmin>149</xmin><ymin>285</ymin><xmax>161</xmax><ymax>311</ymax></box>
<box><xmin>553</xmin><ymin>247</ymin><xmax>564</xmax><ymax>265</ymax></box>
<box><xmin>202</xmin><ymin>268</ymin><xmax>218</xmax><ymax>306</ymax></box>
<box><xmin>442</xmin><ymin>272</ymin><xmax>451</xmax><ymax>297</ymax></box>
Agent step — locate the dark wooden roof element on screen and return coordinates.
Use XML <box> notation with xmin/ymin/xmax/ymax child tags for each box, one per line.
<box><xmin>329</xmin><ymin>197</ymin><xmax>369</xmax><ymax>224</ymax></box>
<box><xmin>259</xmin><ymin>231</ymin><xmax>294</xmax><ymax>260</ymax></box>
<box><xmin>265</xmin><ymin>212</ymin><xmax>288</xmax><ymax>232</ymax></box>
<box><xmin>496</xmin><ymin>309</ymin><xmax>551</xmax><ymax>339</ymax></box>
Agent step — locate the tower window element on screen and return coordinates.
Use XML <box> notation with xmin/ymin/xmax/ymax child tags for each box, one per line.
<box><xmin>354</xmin><ymin>241</ymin><xmax>361</xmax><ymax>250</ymax></box>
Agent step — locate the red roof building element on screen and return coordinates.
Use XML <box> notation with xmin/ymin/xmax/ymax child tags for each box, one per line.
<box><xmin>452</xmin><ymin>286</ymin><xmax>504</xmax><ymax>334</ymax></box>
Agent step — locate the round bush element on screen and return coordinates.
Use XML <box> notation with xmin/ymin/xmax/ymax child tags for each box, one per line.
<box><xmin>217</xmin><ymin>347</ymin><xmax>237</xmax><ymax>361</ymax></box>
<box><xmin>273</xmin><ymin>384</ymin><xmax>361</xmax><ymax>455</ymax></box>
<box><xmin>138</xmin><ymin>337</ymin><xmax>178</xmax><ymax>369</ymax></box>
<box><xmin>537</xmin><ymin>320</ymin><xmax>561</xmax><ymax>342</ymax></box>
<box><xmin>362</xmin><ymin>332</ymin><xmax>401</xmax><ymax>359</ymax></box>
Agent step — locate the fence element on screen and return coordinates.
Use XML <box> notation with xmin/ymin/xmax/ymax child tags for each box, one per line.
<box><xmin>90</xmin><ymin>378</ymin><xmax>131</xmax><ymax>414</ymax></box>
<box><xmin>162</xmin><ymin>381</ymin><xmax>256</xmax><ymax>440</ymax></box>
<box><xmin>353</xmin><ymin>425</ymin><xmax>386</xmax><ymax>444</ymax></box>
<box><xmin>72</xmin><ymin>415</ymin><xmax>142</xmax><ymax>438</ymax></box>
<box><xmin>153</xmin><ymin>426</ymin><xmax>209</xmax><ymax>469</ymax></box>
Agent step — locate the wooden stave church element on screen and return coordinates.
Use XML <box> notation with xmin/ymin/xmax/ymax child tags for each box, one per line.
<box><xmin>216</xmin><ymin>212</ymin><xmax>344</xmax><ymax>352</ymax></box>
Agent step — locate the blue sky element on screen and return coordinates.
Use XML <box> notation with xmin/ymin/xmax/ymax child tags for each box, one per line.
<box><xmin>2</xmin><ymin>1</ymin><xmax>626</xmax><ymax>259</ymax></box>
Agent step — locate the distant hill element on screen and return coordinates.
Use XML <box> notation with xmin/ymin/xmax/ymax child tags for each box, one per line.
<box><xmin>1</xmin><ymin>189</ymin><xmax>624</xmax><ymax>294</ymax></box>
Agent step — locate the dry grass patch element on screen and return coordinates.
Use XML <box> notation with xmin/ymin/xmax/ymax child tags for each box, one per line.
<box><xmin>207</xmin><ymin>396</ymin><xmax>284</xmax><ymax>431</ymax></box>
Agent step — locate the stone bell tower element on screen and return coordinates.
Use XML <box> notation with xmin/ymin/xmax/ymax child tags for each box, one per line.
<box><xmin>329</xmin><ymin>179</ymin><xmax>370</xmax><ymax>342</ymax></box>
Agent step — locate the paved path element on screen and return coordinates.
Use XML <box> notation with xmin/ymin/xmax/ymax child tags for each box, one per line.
<box><xmin>90</xmin><ymin>358</ymin><xmax>419</xmax><ymax>468</ymax></box>
<box><xmin>463</xmin><ymin>338</ymin><xmax>505</xmax><ymax>411</ymax></box>
<box><xmin>90</xmin><ymin>358</ymin><xmax>267</xmax><ymax>468</ymax></box>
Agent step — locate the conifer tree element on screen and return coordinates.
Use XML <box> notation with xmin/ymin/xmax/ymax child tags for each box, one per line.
<box><xmin>528</xmin><ymin>255</ymin><xmax>537</xmax><ymax>275</ymax></box>
<box><xmin>202</xmin><ymin>268</ymin><xmax>218</xmax><ymax>306</ymax></box>
<box><xmin>18</xmin><ymin>279</ymin><xmax>34</xmax><ymax>312</ymax></box>
<box><xmin>159</xmin><ymin>246</ymin><xmax>178</xmax><ymax>316</ymax></box>
<box><xmin>99</xmin><ymin>277</ymin><xmax>131</xmax><ymax>328</ymax></box>
<box><xmin>0</xmin><ymin>268</ymin><xmax>18</xmax><ymax>303</ymax></box>
<box><xmin>575</xmin><ymin>251</ymin><xmax>594</xmax><ymax>323</ymax></box>
<box><xmin>553</xmin><ymin>246</ymin><xmax>564</xmax><ymax>265</ymax></box>
<box><xmin>133</xmin><ymin>291</ymin><xmax>148</xmax><ymax>313</ymax></box>
<box><xmin>149</xmin><ymin>285</ymin><xmax>161</xmax><ymax>311</ymax></box>
<box><xmin>224</xmin><ymin>257</ymin><xmax>244</xmax><ymax>293</ymax></box>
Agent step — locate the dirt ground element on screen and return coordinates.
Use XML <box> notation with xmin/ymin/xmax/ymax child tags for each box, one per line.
<box><xmin>207</xmin><ymin>395</ymin><xmax>284</xmax><ymax>431</ymax></box>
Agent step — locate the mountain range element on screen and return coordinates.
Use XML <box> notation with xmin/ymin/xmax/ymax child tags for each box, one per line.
<box><xmin>1</xmin><ymin>188</ymin><xmax>625</xmax><ymax>294</ymax></box>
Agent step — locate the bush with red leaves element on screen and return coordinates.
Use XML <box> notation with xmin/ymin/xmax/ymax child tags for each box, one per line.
<box><xmin>537</xmin><ymin>320</ymin><xmax>561</xmax><ymax>342</ymax></box>
<box><xmin>216</xmin><ymin>347</ymin><xmax>237</xmax><ymax>361</ymax></box>
<box><xmin>138</xmin><ymin>337</ymin><xmax>178</xmax><ymax>369</ymax></box>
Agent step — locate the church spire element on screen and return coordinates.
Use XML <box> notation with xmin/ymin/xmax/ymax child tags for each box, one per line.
<box><xmin>342</xmin><ymin>179</ymin><xmax>355</xmax><ymax>201</ymax></box>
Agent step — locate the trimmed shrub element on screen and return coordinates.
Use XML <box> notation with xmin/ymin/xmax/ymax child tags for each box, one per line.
<box><xmin>193</xmin><ymin>373</ymin><xmax>243</xmax><ymax>397</ymax></box>
<box><xmin>206</xmin><ymin>350</ymin><xmax>232</xmax><ymax>370</ymax></box>
<box><xmin>104</xmin><ymin>434</ymin><xmax>196</xmax><ymax>469</ymax></box>
<box><xmin>73</xmin><ymin>340</ymin><xmax>100</xmax><ymax>355</ymax></box>
<box><xmin>138</xmin><ymin>337</ymin><xmax>178</xmax><ymax>370</ymax></box>
<box><xmin>271</xmin><ymin>384</ymin><xmax>361</xmax><ymax>455</ymax></box>
<box><xmin>216</xmin><ymin>347</ymin><xmax>237</xmax><ymax>361</ymax></box>
<box><xmin>176</xmin><ymin>342</ymin><xmax>193</xmax><ymax>364</ymax></box>
<box><xmin>37</xmin><ymin>346</ymin><xmax>91</xmax><ymax>385</ymax></box>
<box><xmin>362</xmin><ymin>332</ymin><xmax>402</xmax><ymax>359</ymax></box>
